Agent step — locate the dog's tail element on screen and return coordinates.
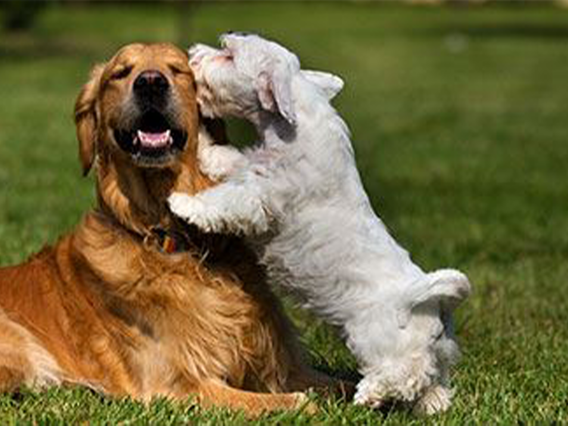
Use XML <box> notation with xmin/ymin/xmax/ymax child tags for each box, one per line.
<box><xmin>397</xmin><ymin>269</ymin><xmax>471</xmax><ymax>327</ymax></box>
<box><xmin>417</xmin><ymin>269</ymin><xmax>471</xmax><ymax>311</ymax></box>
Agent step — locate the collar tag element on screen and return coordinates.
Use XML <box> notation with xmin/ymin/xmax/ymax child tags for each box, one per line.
<box><xmin>162</xmin><ymin>234</ymin><xmax>177</xmax><ymax>254</ymax></box>
<box><xmin>152</xmin><ymin>227</ymin><xmax>186</xmax><ymax>254</ymax></box>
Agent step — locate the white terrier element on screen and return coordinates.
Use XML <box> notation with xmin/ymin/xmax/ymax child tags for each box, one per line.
<box><xmin>169</xmin><ymin>33</ymin><xmax>471</xmax><ymax>414</ymax></box>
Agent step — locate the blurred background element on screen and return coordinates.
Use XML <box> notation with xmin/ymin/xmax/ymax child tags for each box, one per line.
<box><xmin>0</xmin><ymin>1</ymin><xmax>567</xmax><ymax>423</ymax></box>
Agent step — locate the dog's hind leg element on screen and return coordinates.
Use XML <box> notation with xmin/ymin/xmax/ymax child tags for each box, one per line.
<box><xmin>194</xmin><ymin>379</ymin><xmax>315</xmax><ymax>417</ymax></box>
<box><xmin>413</xmin><ymin>383</ymin><xmax>452</xmax><ymax>415</ymax></box>
<box><xmin>0</xmin><ymin>313</ymin><xmax>62</xmax><ymax>391</ymax></box>
<box><xmin>0</xmin><ymin>319</ymin><xmax>31</xmax><ymax>392</ymax></box>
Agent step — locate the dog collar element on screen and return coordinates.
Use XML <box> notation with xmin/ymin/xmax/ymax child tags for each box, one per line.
<box><xmin>147</xmin><ymin>222</ymin><xmax>232</xmax><ymax>261</ymax></box>
<box><xmin>151</xmin><ymin>226</ymin><xmax>192</xmax><ymax>254</ymax></box>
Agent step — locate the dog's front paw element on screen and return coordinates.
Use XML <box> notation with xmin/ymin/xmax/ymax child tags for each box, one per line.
<box><xmin>168</xmin><ymin>193</ymin><xmax>224</xmax><ymax>234</ymax></box>
<box><xmin>199</xmin><ymin>146</ymin><xmax>248</xmax><ymax>182</ymax></box>
<box><xmin>413</xmin><ymin>385</ymin><xmax>452</xmax><ymax>415</ymax></box>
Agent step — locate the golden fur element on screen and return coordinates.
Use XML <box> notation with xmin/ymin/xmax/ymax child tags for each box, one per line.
<box><xmin>0</xmin><ymin>43</ymin><xmax>335</xmax><ymax>416</ymax></box>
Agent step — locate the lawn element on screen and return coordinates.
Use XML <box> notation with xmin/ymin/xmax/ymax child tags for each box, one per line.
<box><xmin>0</xmin><ymin>2</ymin><xmax>567</xmax><ymax>424</ymax></box>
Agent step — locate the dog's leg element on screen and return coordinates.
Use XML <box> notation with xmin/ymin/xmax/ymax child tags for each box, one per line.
<box><xmin>0</xmin><ymin>314</ymin><xmax>30</xmax><ymax>392</ymax></box>
<box><xmin>197</xmin><ymin>126</ymin><xmax>248</xmax><ymax>182</ymax></box>
<box><xmin>0</xmin><ymin>327</ymin><xmax>29</xmax><ymax>392</ymax></box>
<box><xmin>413</xmin><ymin>384</ymin><xmax>452</xmax><ymax>415</ymax></box>
<box><xmin>286</xmin><ymin>366</ymin><xmax>356</xmax><ymax>401</ymax></box>
<box><xmin>253</xmin><ymin>291</ymin><xmax>356</xmax><ymax>401</ymax></box>
<box><xmin>0</xmin><ymin>314</ymin><xmax>62</xmax><ymax>391</ymax></box>
<box><xmin>192</xmin><ymin>380</ymin><xmax>314</xmax><ymax>417</ymax></box>
<box><xmin>199</xmin><ymin>144</ymin><xmax>247</xmax><ymax>182</ymax></box>
<box><xmin>169</xmin><ymin>179</ymin><xmax>269</xmax><ymax>236</ymax></box>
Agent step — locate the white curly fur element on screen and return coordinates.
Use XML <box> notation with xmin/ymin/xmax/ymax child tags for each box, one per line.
<box><xmin>169</xmin><ymin>33</ymin><xmax>471</xmax><ymax>414</ymax></box>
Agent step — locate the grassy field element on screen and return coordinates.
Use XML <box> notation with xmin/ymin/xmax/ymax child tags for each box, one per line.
<box><xmin>1</xmin><ymin>2</ymin><xmax>567</xmax><ymax>424</ymax></box>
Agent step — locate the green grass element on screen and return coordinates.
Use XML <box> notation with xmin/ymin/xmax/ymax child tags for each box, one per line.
<box><xmin>1</xmin><ymin>2</ymin><xmax>567</xmax><ymax>424</ymax></box>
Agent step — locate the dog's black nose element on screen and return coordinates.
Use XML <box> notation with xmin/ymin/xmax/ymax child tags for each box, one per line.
<box><xmin>133</xmin><ymin>70</ymin><xmax>169</xmax><ymax>98</ymax></box>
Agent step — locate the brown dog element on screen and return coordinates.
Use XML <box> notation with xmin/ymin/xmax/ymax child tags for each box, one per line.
<box><xmin>0</xmin><ymin>43</ymin><xmax>329</xmax><ymax>416</ymax></box>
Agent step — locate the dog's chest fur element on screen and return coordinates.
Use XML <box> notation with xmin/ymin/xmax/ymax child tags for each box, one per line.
<box><xmin>75</xmin><ymin>213</ymin><xmax>286</xmax><ymax>395</ymax></box>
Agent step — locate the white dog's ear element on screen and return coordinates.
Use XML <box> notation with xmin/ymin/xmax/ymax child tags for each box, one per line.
<box><xmin>397</xmin><ymin>269</ymin><xmax>471</xmax><ymax>328</ymax></box>
<box><xmin>301</xmin><ymin>70</ymin><xmax>344</xmax><ymax>100</ymax></box>
<box><xmin>256</xmin><ymin>65</ymin><xmax>296</xmax><ymax>125</ymax></box>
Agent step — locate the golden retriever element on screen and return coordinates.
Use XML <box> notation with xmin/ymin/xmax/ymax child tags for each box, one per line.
<box><xmin>0</xmin><ymin>43</ymin><xmax>332</xmax><ymax>416</ymax></box>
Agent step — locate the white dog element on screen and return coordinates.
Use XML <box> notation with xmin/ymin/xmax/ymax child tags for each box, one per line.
<box><xmin>169</xmin><ymin>33</ymin><xmax>471</xmax><ymax>414</ymax></box>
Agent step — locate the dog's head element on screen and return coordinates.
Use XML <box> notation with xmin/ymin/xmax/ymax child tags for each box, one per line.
<box><xmin>74</xmin><ymin>43</ymin><xmax>214</xmax><ymax>235</ymax></box>
<box><xmin>190</xmin><ymin>33</ymin><xmax>343</xmax><ymax>125</ymax></box>
<box><xmin>75</xmin><ymin>43</ymin><xmax>198</xmax><ymax>175</ymax></box>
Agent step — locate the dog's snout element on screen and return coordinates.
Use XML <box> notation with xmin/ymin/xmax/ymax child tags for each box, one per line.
<box><xmin>133</xmin><ymin>70</ymin><xmax>169</xmax><ymax>98</ymax></box>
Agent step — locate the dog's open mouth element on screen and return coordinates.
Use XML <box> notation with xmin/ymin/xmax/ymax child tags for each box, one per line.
<box><xmin>113</xmin><ymin>109</ymin><xmax>187</xmax><ymax>165</ymax></box>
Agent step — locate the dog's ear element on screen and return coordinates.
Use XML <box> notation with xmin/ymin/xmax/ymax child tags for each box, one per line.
<box><xmin>301</xmin><ymin>70</ymin><xmax>344</xmax><ymax>100</ymax></box>
<box><xmin>74</xmin><ymin>63</ymin><xmax>105</xmax><ymax>176</ymax></box>
<box><xmin>256</xmin><ymin>64</ymin><xmax>296</xmax><ymax>125</ymax></box>
<box><xmin>397</xmin><ymin>269</ymin><xmax>471</xmax><ymax>328</ymax></box>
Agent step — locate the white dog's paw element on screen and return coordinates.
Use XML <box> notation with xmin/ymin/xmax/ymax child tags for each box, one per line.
<box><xmin>168</xmin><ymin>191</ymin><xmax>269</xmax><ymax>236</ymax></box>
<box><xmin>233</xmin><ymin>194</ymin><xmax>270</xmax><ymax>235</ymax></box>
<box><xmin>353</xmin><ymin>378</ymin><xmax>387</xmax><ymax>409</ymax></box>
<box><xmin>199</xmin><ymin>145</ymin><xmax>248</xmax><ymax>182</ymax></box>
<box><xmin>168</xmin><ymin>193</ymin><xmax>225</xmax><ymax>234</ymax></box>
<box><xmin>354</xmin><ymin>366</ymin><xmax>438</xmax><ymax>411</ymax></box>
<box><xmin>413</xmin><ymin>385</ymin><xmax>452</xmax><ymax>415</ymax></box>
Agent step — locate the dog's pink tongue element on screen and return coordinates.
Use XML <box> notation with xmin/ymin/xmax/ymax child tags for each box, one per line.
<box><xmin>137</xmin><ymin>130</ymin><xmax>171</xmax><ymax>148</ymax></box>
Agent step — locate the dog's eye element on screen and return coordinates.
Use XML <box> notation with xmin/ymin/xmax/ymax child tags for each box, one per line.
<box><xmin>111</xmin><ymin>66</ymin><xmax>132</xmax><ymax>80</ymax></box>
<box><xmin>169</xmin><ymin>65</ymin><xmax>189</xmax><ymax>76</ymax></box>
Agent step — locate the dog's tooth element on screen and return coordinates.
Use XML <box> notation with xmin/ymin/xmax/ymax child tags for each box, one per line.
<box><xmin>135</xmin><ymin>129</ymin><xmax>172</xmax><ymax>147</ymax></box>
